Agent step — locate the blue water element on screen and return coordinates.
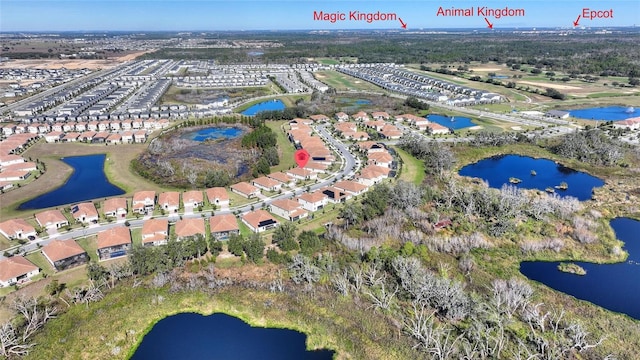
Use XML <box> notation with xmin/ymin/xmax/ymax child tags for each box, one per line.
<box><xmin>183</xmin><ymin>127</ymin><xmax>244</xmax><ymax>142</ymax></box>
<box><xmin>567</xmin><ymin>106</ymin><xmax>639</xmax><ymax>121</ymax></box>
<box><xmin>131</xmin><ymin>313</ymin><xmax>335</xmax><ymax>360</ymax></box>
<box><xmin>241</xmin><ymin>100</ymin><xmax>286</xmax><ymax>116</ymax></box>
<box><xmin>338</xmin><ymin>98</ymin><xmax>371</xmax><ymax>105</ymax></box>
<box><xmin>490</xmin><ymin>75</ymin><xmax>510</xmax><ymax>79</ymax></box>
<box><xmin>428</xmin><ymin>114</ymin><xmax>476</xmax><ymax>130</ymax></box>
<box><xmin>18</xmin><ymin>154</ymin><xmax>124</xmax><ymax>210</ymax></box>
<box><xmin>521</xmin><ymin>218</ymin><xmax>640</xmax><ymax>320</ymax></box>
<box><xmin>458</xmin><ymin>155</ymin><xmax>604</xmax><ymax>201</ymax></box>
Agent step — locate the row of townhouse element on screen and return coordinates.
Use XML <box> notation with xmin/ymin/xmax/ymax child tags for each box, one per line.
<box><xmin>0</xmin><ymin>153</ymin><xmax>37</xmax><ymax>189</ymax></box>
<box><xmin>2</xmin><ymin>118</ymin><xmax>170</xmax><ymax>137</ymax></box>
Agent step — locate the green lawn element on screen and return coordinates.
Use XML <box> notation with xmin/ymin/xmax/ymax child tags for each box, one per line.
<box><xmin>265</xmin><ymin>120</ymin><xmax>296</xmax><ymax>173</ymax></box>
<box><xmin>227</xmin><ymin>191</ymin><xmax>254</xmax><ymax>208</ymax></box>
<box><xmin>77</xmin><ymin>236</ymin><xmax>99</xmax><ymax>263</ymax></box>
<box><xmin>314</xmin><ymin>70</ymin><xmax>384</xmax><ymax>92</ymax></box>
<box><xmin>26</xmin><ymin>251</ymin><xmax>55</xmax><ymax>274</ymax></box>
<box><xmin>392</xmin><ymin>146</ymin><xmax>425</xmax><ymax>185</ymax></box>
<box><xmin>131</xmin><ymin>228</ymin><xmax>143</xmax><ymax>247</ymax></box>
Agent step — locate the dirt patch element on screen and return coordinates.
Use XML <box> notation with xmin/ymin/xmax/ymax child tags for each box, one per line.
<box><xmin>518</xmin><ymin>81</ymin><xmax>582</xmax><ymax>90</ymax></box>
<box><xmin>0</xmin><ymin>59</ymin><xmax>121</xmax><ymax>70</ymax></box>
<box><xmin>111</xmin><ymin>50</ymin><xmax>153</xmax><ymax>61</ymax></box>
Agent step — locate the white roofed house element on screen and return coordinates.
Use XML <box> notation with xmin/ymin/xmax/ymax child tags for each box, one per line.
<box><xmin>270</xmin><ymin>198</ymin><xmax>308</xmax><ymax>222</ymax></box>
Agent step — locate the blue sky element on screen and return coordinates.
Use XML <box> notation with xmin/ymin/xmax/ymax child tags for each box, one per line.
<box><xmin>1</xmin><ymin>0</ymin><xmax>638</xmax><ymax>31</ymax></box>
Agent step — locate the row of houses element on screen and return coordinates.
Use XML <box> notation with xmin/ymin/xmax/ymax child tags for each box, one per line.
<box><xmin>2</xmin><ymin>118</ymin><xmax>170</xmax><ymax>137</ymax></box>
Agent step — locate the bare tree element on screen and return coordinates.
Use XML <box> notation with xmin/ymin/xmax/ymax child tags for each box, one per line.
<box><xmin>364</xmin><ymin>282</ymin><xmax>398</xmax><ymax>310</ymax></box>
<box><xmin>0</xmin><ymin>323</ymin><xmax>33</xmax><ymax>357</ymax></box>
<box><xmin>491</xmin><ymin>278</ymin><xmax>533</xmax><ymax>319</ymax></box>
<box><xmin>12</xmin><ymin>296</ymin><xmax>57</xmax><ymax>342</ymax></box>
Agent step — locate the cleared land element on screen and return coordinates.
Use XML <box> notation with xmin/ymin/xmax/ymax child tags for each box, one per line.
<box><xmin>314</xmin><ymin>70</ymin><xmax>385</xmax><ymax>92</ymax></box>
<box><xmin>265</xmin><ymin>120</ymin><xmax>296</xmax><ymax>173</ymax></box>
<box><xmin>392</xmin><ymin>146</ymin><xmax>425</xmax><ymax>185</ymax></box>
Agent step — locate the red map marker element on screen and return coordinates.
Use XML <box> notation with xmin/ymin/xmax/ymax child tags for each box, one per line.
<box><xmin>294</xmin><ymin>149</ymin><xmax>310</xmax><ymax>168</ymax></box>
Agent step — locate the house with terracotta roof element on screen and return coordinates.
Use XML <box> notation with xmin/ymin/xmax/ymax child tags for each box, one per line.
<box><xmin>71</xmin><ymin>202</ymin><xmax>99</xmax><ymax>224</ymax></box>
<box><xmin>310</xmin><ymin>114</ymin><xmax>330</xmax><ymax>122</ymax></box>
<box><xmin>270</xmin><ymin>199</ymin><xmax>308</xmax><ymax>221</ymax></box>
<box><xmin>357</xmin><ymin>165</ymin><xmax>390</xmax><ymax>186</ymax></box>
<box><xmin>286</xmin><ymin>167</ymin><xmax>317</xmax><ymax>181</ymax></box>
<box><xmin>0</xmin><ymin>155</ymin><xmax>25</xmax><ymax>167</ymax></box>
<box><xmin>357</xmin><ymin>141</ymin><xmax>386</xmax><ymax>154</ymax></box>
<box><xmin>209</xmin><ymin>214</ymin><xmax>240</xmax><ymax>240</ymax></box>
<box><xmin>334</xmin><ymin>180</ymin><xmax>368</xmax><ymax>196</ymax></box>
<box><xmin>334</xmin><ymin>122</ymin><xmax>357</xmax><ymax>134</ymax></box>
<box><xmin>103</xmin><ymin>197</ymin><xmax>127</xmax><ymax>219</ymax></box>
<box><xmin>0</xmin><ymin>218</ymin><xmax>36</xmax><ymax>240</ymax></box>
<box><xmin>97</xmin><ymin>226</ymin><xmax>131</xmax><ymax>260</ymax></box>
<box><xmin>158</xmin><ymin>191</ymin><xmax>180</xmax><ymax>213</ymax></box>
<box><xmin>242</xmin><ymin>210</ymin><xmax>279</xmax><ymax>233</ymax></box>
<box><xmin>106</xmin><ymin>133</ymin><xmax>122</xmax><ymax>144</ymax></box>
<box><xmin>183</xmin><ymin>190</ymin><xmax>204</xmax><ymax>208</ymax></box>
<box><xmin>252</xmin><ymin>176</ymin><xmax>281</xmax><ymax>192</ymax></box>
<box><xmin>0</xmin><ymin>256</ymin><xmax>39</xmax><ymax>287</ymax></box>
<box><xmin>379</xmin><ymin>125</ymin><xmax>403</xmax><ymax>139</ymax></box>
<box><xmin>334</xmin><ymin>112</ymin><xmax>349</xmax><ymax>121</ymax></box>
<box><xmin>353</xmin><ymin>111</ymin><xmax>369</xmax><ymax>121</ymax></box>
<box><xmin>142</xmin><ymin>218</ymin><xmax>169</xmax><ymax>246</ymax></box>
<box><xmin>297</xmin><ymin>191</ymin><xmax>328</xmax><ymax>211</ymax></box>
<box><xmin>230</xmin><ymin>182</ymin><xmax>260</xmax><ymax>198</ymax></box>
<box><xmin>0</xmin><ymin>170</ymin><xmax>31</xmax><ymax>182</ymax></box>
<box><xmin>613</xmin><ymin>117</ymin><xmax>640</xmax><ymax>130</ymax></box>
<box><xmin>41</xmin><ymin>240</ymin><xmax>88</xmax><ymax>270</ymax></box>
<box><xmin>45</xmin><ymin>131</ymin><xmax>63</xmax><ymax>143</ymax></box>
<box><xmin>426</xmin><ymin>122</ymin><xmax>450</xmax><ymax>135</ymax></box>
<box><xmin>342</xmin><ymin>131</ymin><xmax>370</xmax><ymax>141</ymax></box>
<box><xmin>367</xmin><ymin>151</ymin><xmax>394</xmax><ymax>168</ymax></box>
<box><xmin>305</xmin><ymin>161</ymin><xmax>328</xmax><ymax>173</ymax></box>
<box><xmin>35</xmin><ymin>209</ymin><xmax>69</xmax><ymax>229</ymax></box>
<box><xmin>371</xmin><ymin>111</ymin><xmax>390</xmax><ymax>120</ymax></box>
<box><xmin>132</xmin><ymin>191</ymin><xmax>155</xmax><ymax>214</ymax></box>
<box><xmin>267</xmin><ymin>172</ymin><xmax>295</xmax><ymax>188</ymax></box>
<box><xmin>2</xmin><ymin>161</ymin><xmax>36</xmax><ymax>173</ymax></box>
<box><xmin>320</xmin><ymin>186</ymin><xmax>351</xmax><ymax>203</ymax></box>
<box><xmin>206</xmin><ymin>187</ymin><xmax>229</xmax><ymax>207</ymax></box>
<box><xmin>133</xmin><ymin>130</ymin><xmax>147</xmax><ymax>143</ymax></box>
<box><xmin>175</xmin><ymin>218</ymin><xmax>205</xmax><ymax>240</ymax></box>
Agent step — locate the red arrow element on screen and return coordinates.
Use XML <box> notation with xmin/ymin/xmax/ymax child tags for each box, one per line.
<box><xmin>573</xmin><ymin>15</ymin><xmax>581</xmax><ymax>27</ymax></box>
<box><xmin>399</xmin><ymin>18</ymin><xmax>407</xmax><ymax>29</ymax></box>
<box><xmin>484</xmin><ymin>17</ymin><xmax>493</xmax><ymax>29</ymax></box>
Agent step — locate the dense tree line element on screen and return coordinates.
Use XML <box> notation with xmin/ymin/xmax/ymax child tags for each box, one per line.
<box><xmin>128</xmin><ymin>235</ymin><xmax>210</xmax><ymax>275</ymax></box>
<box><xmin>398</xmin><ymin>134</ymin><xmax>455</xmax><ymax>174</ymax></box>
<box><xmin>240</xmin><ymin>125</ymin><xmax>279</xmax><ymax>176</ymax></box>
<box><xmin>404</xmin><ymin>96</ymin><xmax>430</xmax><ymax>111</ymax></box>
<box><xmin>549</xmin><ymin>129</ymin><xmax>625</xmax><ymax>166</ymax></box>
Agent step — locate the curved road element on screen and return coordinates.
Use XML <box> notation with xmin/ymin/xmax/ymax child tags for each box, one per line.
<box><xmin>6</xmin><ymin>123</ymin><xmax>357</xmax><ymax>257</ymax></box>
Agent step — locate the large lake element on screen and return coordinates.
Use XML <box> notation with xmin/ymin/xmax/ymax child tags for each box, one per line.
<box><xmin>241</xmin><ymin>99</ymin><xmax>286</xmax><ymax>116</ymax></box>
<box><xmin>131</xmin><ymin>313</ymin><xmax>335</xmax><ymax>360</ymax></box>
<box><xmin>567</xmin><ymin>106</ymin><xmax>638</xmax><ymax>121</ymax></box>
<box><xmin>521</xmin><ymin>218</ymin><xmax>640</xmax><ymax>320</ymax></box>
<box><xmin>428</xmin><ymin>114</ymin><xmax>476</xmax><ymax>130</ymax></box>
<box><xmin>18</xmin><ymin>154</ymin><xmax>124</xmax><ymax>210</ymax></box>
<box><xmin>181</xmin><ymin>127</ymin><xmax>244</xmax><ymax>142</ymax></box>
<box><xmin>458</xmin><ymin>155</ymin><xmax>604</xmax><ymax>201</ymax></box>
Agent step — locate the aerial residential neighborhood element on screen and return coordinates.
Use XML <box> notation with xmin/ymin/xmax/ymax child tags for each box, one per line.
<box><xmin>0</xmin><ymin>2</ymin><xmax>639</xmax><ymax>357</ymax></box>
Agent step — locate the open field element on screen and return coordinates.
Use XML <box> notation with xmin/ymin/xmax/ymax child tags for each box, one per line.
<box><xmin>518</xmin><ymin>81</ymin><xmax>582</xmax><ymax>90</ymax></box>
<box><xmin>392</xmin><ymin>146</ymin><xmax>425</xmax><ymax>185</ymax></box>
<box><xmin>0</xmin><ymin>58</ymin><xmax>123</xmax><ymax>70</ymax></box>
<box><xmin>0</xmin><ymin>139</ymin><xmax>176</xmax><ymax>221</ymax></box>
<box><xmin>265</xmin><ymin>120</ymin><xmax>296</xmax><ymax>173</ymax></box>
<box><xmin>314</xmin><ymin>70</ymin><xmax>385</xmax><ymax>92</ymax></box>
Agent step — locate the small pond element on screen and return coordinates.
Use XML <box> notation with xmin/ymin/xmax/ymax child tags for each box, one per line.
<box><xmin>131</xmin><ymin>313</ymin><xmax>335</xmax><ymax>360</ymax></box>
<box><xmin>458</xmin><ymin>155</ymin><xmax>604</xmax><ymax>201</ymax></box>
<box><xmin>489</xmin><ymin>75</ymin><xmax>510</xmax><ymax>79</ymax></box>
<box><xmin>521</xmin><ymin>218</ymin><xmax>640</xmax><ymax>320</ymax></box>
<box><xmin>567</xmin><ymin>106</ymin><xmax>639</xmax><ymax>121</ymax></box>
<box><xmin>337</xmin><ymin>98</ymin><xmax>372</xmax><ymax>105</ymax></box>
<box><xmin>181</xmin><ymin>126</ymin><xmax>244</xmax><ymax>142</ymax></box>
<box><xmin>18</xmin><ymin>154</ymin><xmax>125</xmax><ymax>210</ymax></box>
<box><xmin>428</xmin><ymin>114</ymin><xmax>477</xmax><ymax>130</ymax></box>
<box><xmin>241</xmin><ymin>99</ymin><xmax>286</xmax><ymax>116</ymax></box>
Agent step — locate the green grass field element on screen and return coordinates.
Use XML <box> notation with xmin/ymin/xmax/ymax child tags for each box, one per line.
<box><xmin>265</xmin><ymin>120</ymin><xmax>296</xmax><ymax>173</ymax></box>
<box><xmin>77</xmin><ymin>236</ymin><xmax>99</xmax><ymax>263</ymax></box>
<box><xmin>314</xmin><ymin>70</ymin><xmax>384</xmax><ymax>92</ymax></box>
<box><xmin>392</xmin><ymin>146</ymin><xmax>425</xmax><ymax>185</ymax></box>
